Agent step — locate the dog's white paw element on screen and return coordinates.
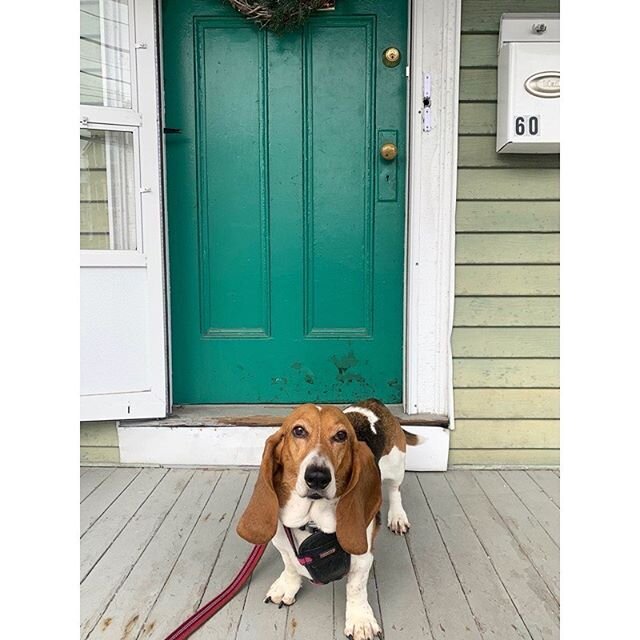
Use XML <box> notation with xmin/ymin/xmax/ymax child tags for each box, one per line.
<box><xmin>264</xmin><ymin>570</ymin><xmax>302</xmax><ymax>608</ymax></box>
<box><xmin>344</xmin><ymin>603</ymin><xmax>382</xmax><ymax>640</ymax></box>
<box><xmin>387</xmin><ymin>508</ymin><xmax>410</xmax><ymax>535</ymax></box>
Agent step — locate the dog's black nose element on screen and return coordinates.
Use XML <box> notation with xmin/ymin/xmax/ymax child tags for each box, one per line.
<box><xmin>304</xmin><ymin>464</ymin><xmax>331</xmax><ymax>491</ymax></box>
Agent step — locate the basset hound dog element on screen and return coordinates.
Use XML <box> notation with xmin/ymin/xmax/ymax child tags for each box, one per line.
<box><xmin>237</xmin><ymin>399</ymin><xmax>423</xmax><ymax>640</ymax></box>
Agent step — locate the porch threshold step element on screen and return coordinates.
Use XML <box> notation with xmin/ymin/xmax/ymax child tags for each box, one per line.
<box><xmin>117</xmin><ymin>405</ymin><xmax>450</xmax><ymax>470</ymax></box>
<box><xmin>121</xmin><ymin>404</ymin><xmax>449</xmax><ymax>429</ymax></box>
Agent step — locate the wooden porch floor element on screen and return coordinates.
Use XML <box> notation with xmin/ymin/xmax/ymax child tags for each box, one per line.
<box><xmin>80</xmin><ymin>468</ymin><xmax>559</xmax><ymax>640</ymax></box>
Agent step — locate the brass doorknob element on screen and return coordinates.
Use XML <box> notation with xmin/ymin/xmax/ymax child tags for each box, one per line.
<box><xmin>380</xmin><ymin>143</ymin><xmax>398</xmax><ymax>161</ymax></box>
<box><xmin>383</xmin><ymin>47</ymin><xmax>401</xmax><ymax>67</ymax></box>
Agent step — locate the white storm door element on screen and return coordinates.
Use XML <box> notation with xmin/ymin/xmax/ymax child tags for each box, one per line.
<box><xmin>80</xmin><ymin>0</ymin><xmax>167</xmax><ymax>420</ymax></box>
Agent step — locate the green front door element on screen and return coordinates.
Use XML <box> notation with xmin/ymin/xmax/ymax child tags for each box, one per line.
<box><xmin>164</xmin><ymin>0</ymin><xmax>407</xmax><ymax>404</ymax></box>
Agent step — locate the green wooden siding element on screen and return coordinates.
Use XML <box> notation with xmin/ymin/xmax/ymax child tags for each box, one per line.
<box><xmin>80</xmin><ymin>421</ymin><xmax>120</xmax><ymax>464</ymax></box>
<box><xmin>452</xmin><ymin>0</ymin><xmax>560</xmax><ymax>466</ymax></box>
<box><xmin>456</xmin><ymin>201</ymin><xmax>559</xmax><ymax>232</ymax></box>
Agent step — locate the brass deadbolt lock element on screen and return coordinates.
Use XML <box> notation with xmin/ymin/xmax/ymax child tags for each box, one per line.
<box><xmin>380</xmin><ymin>143</ymin><xmax>398</xmax><ymax>161</ymax></box>
<box><xmin>382</xmin><ymin>47</ymin><xmax>401</xmax><ymax>67</ymax></box>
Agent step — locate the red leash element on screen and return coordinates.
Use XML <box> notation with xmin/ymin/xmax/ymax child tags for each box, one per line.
<box><xmin>164</xmin><ymin>543</ymin><xmax>267</xmax><ymax>640</ymax></box>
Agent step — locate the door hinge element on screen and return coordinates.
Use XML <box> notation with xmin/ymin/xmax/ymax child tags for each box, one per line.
<box><xmin>422</xmin><ymin>73</ymin><xmax>432</xmax><ymax>132</ymax></box>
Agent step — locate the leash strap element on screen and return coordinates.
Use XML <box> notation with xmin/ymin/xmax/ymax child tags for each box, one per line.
<box><xmin>283</xmin><ymin>525</ymin><xmax>299</xmax><ymax>554</ymax></box>
<box><xmin>284</xmin><ymin>525</ymin><xmax>316</xmax><ymax>568</ymax></box>
<box><xmin>163</xmin><ymin>543</ymin><xmax>266</xmax><ymax>640</ymax></box>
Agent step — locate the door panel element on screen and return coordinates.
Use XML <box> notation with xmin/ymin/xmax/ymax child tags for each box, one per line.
<box><xmin>164</xmin><ymin>0</ymin><xmax>407</xmax><ymax>403</ymax></box>
<box><xmin>304</xmin><ymin>17</ymin><xmax>375</xmax><ymax>337</ymax></box>
<box><xmin>195</xmin><ymin>20</ymin><xmax>271</xmax><ymax>337</ymax></box>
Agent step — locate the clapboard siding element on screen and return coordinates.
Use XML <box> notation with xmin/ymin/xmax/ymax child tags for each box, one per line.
<box><xmin>453</xmin><ymin>359</ymin><xmax>559</xmax><ymax>388</ymax></box>
<box><xmin>459</xmin><ymin>103</ymin><xmax>497</xmax><ymax>134</ymax></box>
<box><xmin>456</xmin><ymin>233</ymin><xmax>559</xmax><ymax>264</ymax></box>
<box><xmin>461</xmin><ymin>0</ymin><xmax>561</xmax><ymax>32</ymax></box>
<box><xmin>456</xmin><ymin>265</ymin><xmax>559</xmax><ymax>295</ymax></box>
<box><xmin>449</xmin><ymin>449</ymin><xmax>560</xmax><ymax>466</ymax></box>
<box><xmin>451</xmin><ymin>420</ymin><xmax>559</xmax><ymax>449</ymax></box>
<box><xmin>458</xmin><ymin>137</ymin><xmax>560</xmax><ymax>168</ymax></box>
<box><xmin>456</xmin><ymin>201</ymin><xmax>559</xmax><ymax>232</ymax></box>
<box><xmin>454</xmin><ymin>297</ymin><xmax>559</xmax><ymax>326</ymax></box>
<box><xmin>453</xmin><ymin>0</ymin><xmax>560</xmax><ymax>466</ymax></box>
<box><xmin>461</xmin><ymin>34</ymin><xmax>499</xmax><ymax>68</ymax></box>
<box><xmin>80</xmin><ymin>421</ymin><xmax>120</xmax><ymax>464</ymax></box>
<box><xmin>458</xmin><ymin>169</ymin><xmax>559</xmax><ymax>199</ymax></box>
<box><xmin>453</xmin><ymin>328</ymin><xmax>559</xmax><ymax>358</ymax></box>
<box><xmin>455</xmin><ymin>389</ymin><xmax>560</xmax><ymax>419</ymax></box>
<box><xmin>459</xmin><ymin>69</ymin><xmax>498</xmax><ymax>101</ymax></box>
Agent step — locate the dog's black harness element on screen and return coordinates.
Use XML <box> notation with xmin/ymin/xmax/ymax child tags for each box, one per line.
<box><xmin>283</xmin><ymin>523</ymin><xmax>351</xmax><ymax>585</ymax></box>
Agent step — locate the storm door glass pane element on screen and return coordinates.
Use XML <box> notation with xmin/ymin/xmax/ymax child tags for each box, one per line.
<box><xmin>80</xmin><ymin>0</ymin><xmax>132</xmax><ymax>108</ymax></box>
<box><xmin>80</xmin><ymin>129</ymin><xmax>136</xmax><ymax>250</ymax></box>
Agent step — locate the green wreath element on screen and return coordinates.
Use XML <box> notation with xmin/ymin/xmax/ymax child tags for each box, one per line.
<box><xmin>223</xmin><ymin>0</ymin><xmax>334</xmax><ymax>32</ymax></box>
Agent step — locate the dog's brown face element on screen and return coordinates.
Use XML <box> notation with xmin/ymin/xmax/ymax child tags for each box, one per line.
<box><xmin>237</xmin><ymin>403</ymin><xmax>382</xmax><ymax>555</ymax></box>
<box><xmin>277</xmin><ymin>403</ymin><xmax>356</xmax><ymax>501</ymax></box>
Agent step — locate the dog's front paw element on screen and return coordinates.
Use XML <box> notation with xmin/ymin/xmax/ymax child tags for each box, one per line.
<box><xmin>344</xmin><ymin>603</ymin><xmax>382</xmax><ymax>640</ymax></box>
<box><xmin>264</xmin><ymin>570</ymin><xmax>302</xmax><ymax>608</ymax></box>
<box><xmin>387</xmin><ymin>507</ymin><xmax>410</xmax><ymax>535</ymax></box>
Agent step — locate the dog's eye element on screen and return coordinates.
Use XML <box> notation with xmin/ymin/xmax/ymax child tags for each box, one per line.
<box><xmin>333</xmin><ymin>430</ymin><xmax>347</xmax><ymax>443</ymax></box>
<box><xmin>292</xmin><ymin>425</ymin><xmax>307</xmax><ymax>438</ymax></box>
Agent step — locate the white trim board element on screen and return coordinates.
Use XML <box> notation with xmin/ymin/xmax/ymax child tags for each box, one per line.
<box><xmin>118</xmin><ymin>425</ymin><xmax>450</xmax><ymax>471</ymax></box>
<box><xmin>404</xmin><ymin>0</ymin><xmax>461</xmax><ymax>419</ymax></box>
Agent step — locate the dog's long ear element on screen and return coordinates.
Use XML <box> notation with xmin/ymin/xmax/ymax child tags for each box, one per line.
<box><xmin>335</xmin><ymin>440</ymin><xmax>382</xmax><ymax>555</ymax></box>
<box><xmin>236</xmin><ymin>429</ymin><xmax>284</xmax><ymax>544</ymax></box>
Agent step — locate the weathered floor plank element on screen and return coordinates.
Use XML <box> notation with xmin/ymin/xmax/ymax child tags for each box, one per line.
<box><xmin>235</xmin><ymin>545</ymin><xmax>289</xmax><ymax>640</ymax></box>
<box><xmin>284</xmin><ymin>559</ymin><xmax>334</xmax><ymax>640</ymax></box>
<box><xmin>333</xmin><ymin>563</ymin><xmax>383</xmax><ymax>640</ymax></box>
<box><xmin>403</xmin><ymin>473</ymin><xmax>482</xmax><ymax>640</ymax></box>
<box><xmin>374</xmin><ymin>496</ymin><xmax>433</xmax><ymax>639</ymax></box>
<box><xmin>500</xmin><ymin>471</ymin><xmax>559</xmax><ymax>545</ymax></box>
<box><xmin>447</xmin><ymin>471</ymin><xmax>559</xmax><ymax>640</ymax></box>
<box><xmin>527</xmin><ymin>470</ymin><xmax>560</xmax><ymax>507</ymax></box>
<box><xmin>81</xmin><ymin>468</ymin><xmax>140</xmax><ymax>536</ymax></box>
<box><xmin>473</xmin><ymin>471</ymin><xmax>559</xmax><ymax>602</ymax></box>
<box><xmin>192</xmin><ymin>471</ymin><xmax>257</xmax><ymax>640</ymax></box>
<box><xmin>80</xmin><ymin>469</ymin><xmax>194</xmax><ymax>640</ymax></box>
<box><xmin>81</xmin><ymin>467</ymin><xmax>114</xmax><ymax>502</ymax></box>
<box><xmin>81</xmin><ymin>468</ymin><xmax>167</xmax><ymax>581</ymax></box>
<box><xmin>89</xmin><ymin>470</ymin><xmax>221</xmax><ymax>640</ymax></box>
<box><xmin>139</xmin><ymin>470</ymin><xmax>249</xmax><ymax>640</ymax></box>
<box><xmin>418</xmin><ymin>473</ymin><xmax>531</xmax><ymax>640</ymax></box>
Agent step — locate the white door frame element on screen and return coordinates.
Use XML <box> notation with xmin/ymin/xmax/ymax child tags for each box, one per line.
<box><xmin>148</xmin><ymin>0</ymin><xmax>460</xmax><ymax>419</ymax></box>
<box><xmin>404</xmin><ymin>0</ymin><xmax>461</xmax><ymax>418</ymax></box>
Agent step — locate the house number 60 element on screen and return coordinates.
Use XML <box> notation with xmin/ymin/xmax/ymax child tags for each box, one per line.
<box><xmin>515</xmin><ymin>115</ymin><xmax>540</xmax><ymax>136</ymax></box>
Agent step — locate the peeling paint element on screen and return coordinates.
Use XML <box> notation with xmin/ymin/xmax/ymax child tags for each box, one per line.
<box><xmin>330</xmin><ymin>351</ymin><xmax>359</xmax><ymax>375</ymax></box>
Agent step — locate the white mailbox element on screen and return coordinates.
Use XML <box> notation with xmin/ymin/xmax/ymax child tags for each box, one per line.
<box><xmin>496</xmin><ymin>13</ymin><xmax>559</xmax><ymax>153</ymax></box>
